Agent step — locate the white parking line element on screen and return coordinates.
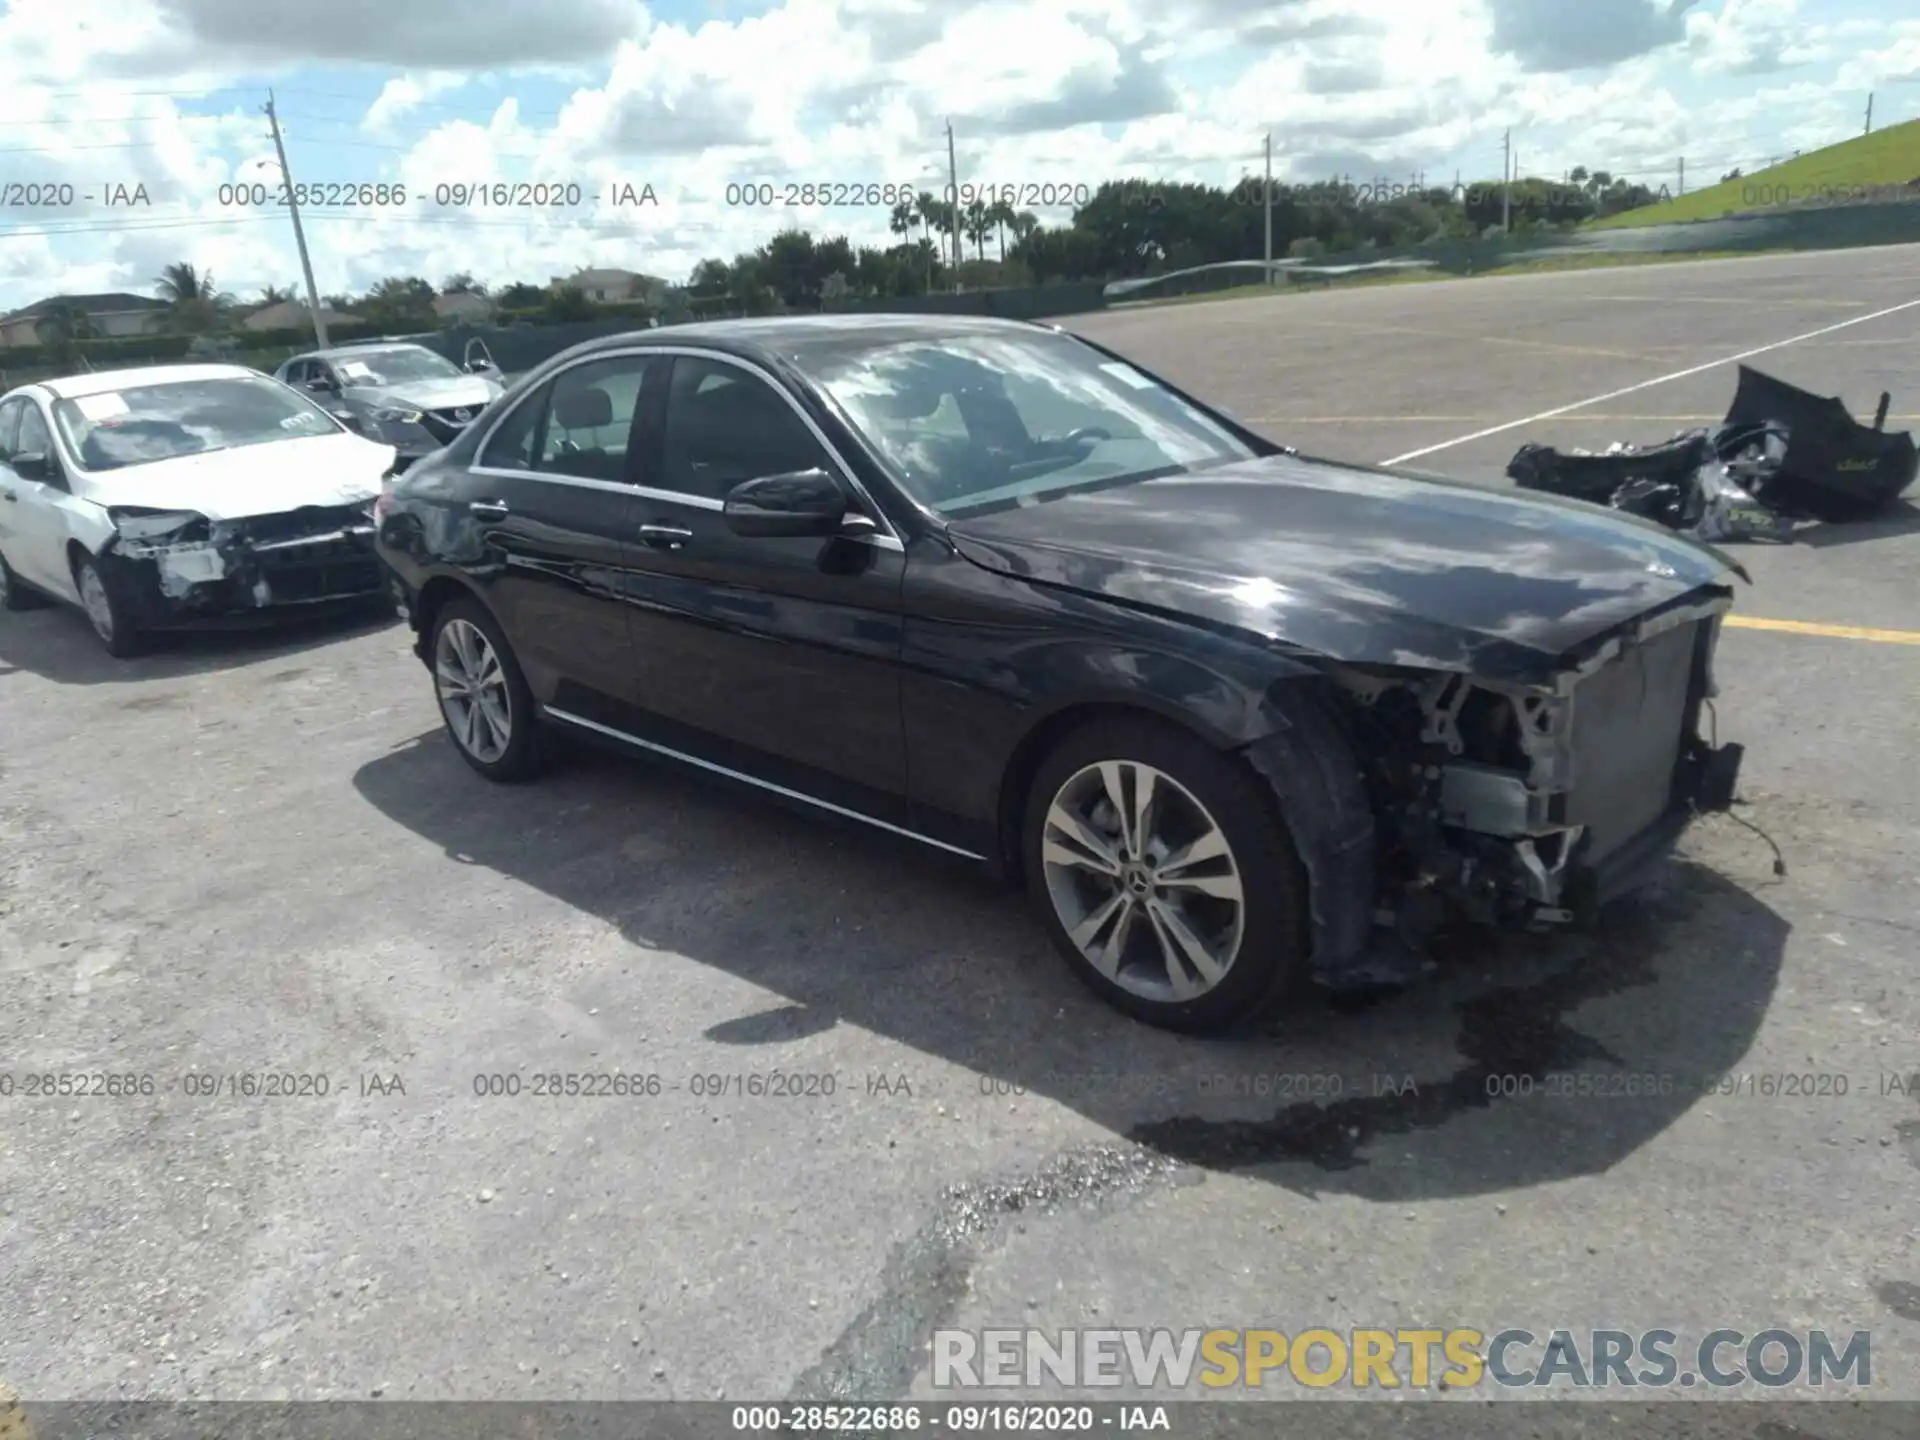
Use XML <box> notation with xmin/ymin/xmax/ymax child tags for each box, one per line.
<box><xmin>1382</xmin><ymin>295</ymin><xmax>1920</xmax><ymax>466</ymax></box>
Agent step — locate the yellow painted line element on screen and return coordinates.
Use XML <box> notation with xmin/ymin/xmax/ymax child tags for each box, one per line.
<box><xmin>1584</xmin><ymin>295</ymin><xmax>1874</xmax><ymax>307</ymax></box>
<box><xmin>1281</xmin><ymin>317</ymin><xmax>1654</xmax><ymax>363</ymax></box>
<box><xmin>1725</xmin><ymin>616</ymin><xmax>1920</xmax><ymax>644</ymax></box>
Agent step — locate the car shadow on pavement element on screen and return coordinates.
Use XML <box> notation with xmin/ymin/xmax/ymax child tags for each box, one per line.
<box><xmin>0</xmin><ymin>600</ymin><xmax>399</xmax><ymax>685</ymax></box>
<box><xmin>352</xmin><ymin>729</ymin><xmax>1789</xmax><ymax>1202</ymax></box>
<box><xmin>1792</xmin><ymin>499</ymin><xmax>1920</xmax><ymax>548</ymax></box>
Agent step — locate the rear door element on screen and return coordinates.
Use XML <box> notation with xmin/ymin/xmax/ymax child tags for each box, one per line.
<box><xmin>611</xmin><ymin>351</ymin><xmax>910</xmax><ymax>821</ymax></box>
<box><xmin>461</xmin><ymin>352</ymin><xmax>660</xmax><ymax>710</ymax></box>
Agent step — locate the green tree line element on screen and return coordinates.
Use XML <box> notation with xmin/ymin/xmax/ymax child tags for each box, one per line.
<box><xmin>21</xmin><ymin>165</ymin><xmax>1666</xmax><ymax>366</ymax></box>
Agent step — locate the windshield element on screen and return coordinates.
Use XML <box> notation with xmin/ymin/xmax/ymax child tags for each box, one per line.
<box><xmin>52</xmin><ymin>375</ymin><xmax>344</xmax><ymax>472</ymax></box>
<box><xmin>332</xmin><ymin>347</ymin><xmax>464</xmax><ymax>385</ymax></box>
<box><xmin>788</xmin><ymin>330</ymin><xmax>1259</xmax><ymax>515</ymax></box>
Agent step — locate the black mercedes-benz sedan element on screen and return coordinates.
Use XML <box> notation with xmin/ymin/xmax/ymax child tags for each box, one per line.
<box><xmin>374</xmin><ymin>314</ymin><xmax>1747</xmax><ymax>1034</ymax></box>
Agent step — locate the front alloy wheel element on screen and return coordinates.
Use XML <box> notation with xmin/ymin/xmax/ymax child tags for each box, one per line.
<box><xmin>1024</xmin><ymin>718</ymin><xmax>1308</xmax><ymax>1034</ymax></box>
<box><xmin>73</xmin><ymin>554</ymin><xmax>145</xmax><ymax>657</ymax></box>
<box><xmin>1042</xmin><ymin>761</ymin><xmax>1245</xmax><ymax>1002</ymax></box>
<box><xmin>431</xmin><ymin>598</ymin><xmax>539</xmax><ymax>780</ymax></box>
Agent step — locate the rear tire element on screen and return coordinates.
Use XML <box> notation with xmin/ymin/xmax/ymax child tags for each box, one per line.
<box><xmin>72</xmin><ymin>553</ymin><xmax>147</xmax><ymax>658</ymax></box>
<box><xmin>430</xmin><ymin>596</ymin><xmax>541</xmax><ymax>781</ymax></box>
<box><xmin>0</xmin><ymin>549</ymin><xmax>43</xmax><ymax>611</ymax></box>
<box><xmin>1022</xmin><ymin>716</ymin><xmax>1309</xmax><ymax>1035</ymax></box>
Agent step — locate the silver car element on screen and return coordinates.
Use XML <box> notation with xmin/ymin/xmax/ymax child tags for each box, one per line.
<box><xmin>275</xmin><ymin>342</ymin><xmax>505</xmax><ymax>471</ymax></box>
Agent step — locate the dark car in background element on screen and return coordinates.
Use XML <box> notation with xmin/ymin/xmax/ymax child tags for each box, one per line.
<box><xmin>276</xmin><ymin>341</ymin><xmax>504</xmax><ymax>471</ymax></box>
<box><xmin>372</xmin><ymin>315</ymin><xmax>1747</xmax><ymax>1034</ymax></box>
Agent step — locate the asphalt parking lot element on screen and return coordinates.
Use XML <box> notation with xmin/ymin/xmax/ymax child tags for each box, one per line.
<box><xmin>2</xmin><ymin>244</ymin><xmax>1917</xmax><ymax>1428</ymax></box>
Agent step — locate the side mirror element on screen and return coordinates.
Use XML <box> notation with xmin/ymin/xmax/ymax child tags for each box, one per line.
<box><xmin>465</xmin><ymin>358</ymin><xmax>494</xmax><ymax>373</ymax></box>
<box><xmin>10</xmin><ymin>450</ymin><xmax>53</xmax><ymax>482</ymax></box>
<box><xmin>331</xmin><ymin>409</ymin><xmax>368</xmax><ymax>435</ymax></box>
<box><xmin>723</xmin><ymin>468</ymin><xmax>849</xmax><ymax>538</ymax></box>
<box><xmin>306</xmin><ymin>376</ymin><xmax>335</xmax><ymax>393</ymax></box>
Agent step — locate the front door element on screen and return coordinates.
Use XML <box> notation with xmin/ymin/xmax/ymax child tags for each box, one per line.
<box><xmin>0</xmin><ymin>400</ymin><xmax>85</xmax><ymax>600</ymax></box>
<box><xmin>614</xmin><ymin>352</ymin><xmax>910</xmax><ymax>823</ymax></box>
<box><xmin>461</xmin><ymin>353</ymin><xmax>660</xmax><ymax>709</ymax></box>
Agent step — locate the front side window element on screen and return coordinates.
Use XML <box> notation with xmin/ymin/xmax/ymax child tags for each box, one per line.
<box><xmin>0</xmin><ymin>398</ymin><xmax>23</xmax><ymax>461</ymax></box>
<box><xmin>657</xmin><ymin>357</ymin><xmax>830</xmax><ymax>500</ymax></box>
<box><xmin>16</xmin><ymin>402</ymin><xmax>53</xmax><ymax>458</ymax></box>
<box><xmin>52</xmin><ymin>375</ymin><xmax>344</xmax><ymax>472</ymax></box>
<box><xmin>787</xmin><ymin>330</ymin><xmax>1257</xmax><ymax>516</ymax></box>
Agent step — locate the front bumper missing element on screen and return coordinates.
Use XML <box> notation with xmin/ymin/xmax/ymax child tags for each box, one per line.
<box><xmin>103</xmin><ymin>508</ymin><xmax>387</xmax><ymax>628</ymax></box>
<box><xmin>1310</xmin><ymin>595</ymin><xmax>1744</xmax><ymax>965</ymax></box>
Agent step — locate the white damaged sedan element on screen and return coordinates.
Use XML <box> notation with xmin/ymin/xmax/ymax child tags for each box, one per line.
<box><xmin>0</xmin><ymin>362</ymin><xmax>398</xmax><ymax>656</ymax></box>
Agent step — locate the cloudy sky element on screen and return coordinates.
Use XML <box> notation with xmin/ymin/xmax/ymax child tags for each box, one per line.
<box><xmin>0</xmin><ymin>0</ymin><xmax>1912</xmax><ymax>310</ymax></box>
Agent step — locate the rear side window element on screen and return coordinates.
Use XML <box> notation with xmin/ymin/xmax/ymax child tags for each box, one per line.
<box><xmin>0</xmin><ymin>398</ymin><xmax>22</xmax><ymax>461</ymax></box>
<box><xmin>478</xmin><ymin>382</ymin><xmax>551</xmax><ymax>471</ymax></box>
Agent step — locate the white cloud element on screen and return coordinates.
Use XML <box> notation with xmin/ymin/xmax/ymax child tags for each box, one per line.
<box><xmin>363</xmin><ymin>75</ymin><xmax>471</xmax><ymax>133</ymax></box>
<box><xmin>0</xmin><ymin>0</ymin><xmax>1908</xmax><ymax>310</ymax></box>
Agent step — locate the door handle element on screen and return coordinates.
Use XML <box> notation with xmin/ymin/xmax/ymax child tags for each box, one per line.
<box><xmin>638</xmin><ymin>522</ymin><xmax>693</xmax><ymax>550</ymax></box>
<box><xmin>0</xmin><ymin>490</ymin><xmax>14</xmax><ymax>502</ymax></box>
<box><xmin>468</xmin><ymin>500</ymin><xmax>509</xmax><ymax>519</ymax></box>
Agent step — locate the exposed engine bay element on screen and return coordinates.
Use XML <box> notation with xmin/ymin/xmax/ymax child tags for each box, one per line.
<box><xmin>1254</xmin><ymin>593</ymin><xmax>1745</xmax><ymax>984</ymax></box>
<box><xmin>101</xmin><ymin>502</ymin><xmax>387</xmax><ymax>625</ymax></box>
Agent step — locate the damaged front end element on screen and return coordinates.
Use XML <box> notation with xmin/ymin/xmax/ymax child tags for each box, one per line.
<box><xmin>1282</xmin><ymin>593</ymin><xmax>1744</xmax><ymax>976</ymax></box>
<box><xmin>102</xmin><ymin>504</ymin><xmax>387</xmax><ymax>627</ymax></box>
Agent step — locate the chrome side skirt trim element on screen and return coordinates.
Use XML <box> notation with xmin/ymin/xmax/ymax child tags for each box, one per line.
<box><xmin>540</xmin><ymin>705</ymin><xmax>987</xmax><ymax>860</ymax></box>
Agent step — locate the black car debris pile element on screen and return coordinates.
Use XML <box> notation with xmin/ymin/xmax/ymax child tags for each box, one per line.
<box><xmin>1505</xmin><ymin>365</ymin><xmax>1919</xmax><ymax>542</ymax></box>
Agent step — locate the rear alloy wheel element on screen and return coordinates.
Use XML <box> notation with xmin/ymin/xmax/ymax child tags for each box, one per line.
<box><xmin>1024</xmin><ymin>718</ymin><xmax>1308</xmax><ymax>1034</ymax></box>
<box><xmin>431</xmin><ymin>597</ymin><xmax>539</xmax><ymax>781</ymax></box>
<box><xmin>73</xmin><ymin>553</ymin><xmax>146</xmax><ymax>657</ymax></box>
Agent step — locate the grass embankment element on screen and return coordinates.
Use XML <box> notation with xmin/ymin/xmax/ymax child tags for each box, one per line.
<box><xmin>1586</xmin><ymin>118</ymin><xmax>1920</xmax><ymax>230</ymax></box>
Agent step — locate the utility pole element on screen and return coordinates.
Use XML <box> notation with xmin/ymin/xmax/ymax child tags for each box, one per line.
<box><xmin>1678</xmin><ymin>156</ymin><xmax>1686</xmax><ymax>196</ymax></box>
<box><xmin>1262</xmin><ymin>132</ymin><xmax>1273</xmax><ymax>286</ymax></box>
<box><xmin>264</xmin><ymin>91</ymin><xmax>328</xmax><ymax>349</ymax></box>
<box><xmin>1864</xmin><ymin>92</ymin><xmax>1874</xmax><ymax>134</ymax></box>
<box><xmin>945</xmin><ymin>120</ymin><xmax>962</xmax><ymax>291</ymax></box>
<box><xmin>1501</xmin><ymin>128</ymin><xmax>1511</xmax><ymax>232</ymax></box>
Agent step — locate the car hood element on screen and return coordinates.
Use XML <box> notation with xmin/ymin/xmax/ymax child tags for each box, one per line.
<box><xmin>74</xmin><ymin>432</ymin><xmax>397</xmax><ymax>521</ymax></box>
<box><xmin>343</xmin><ymin>375</ymin><xmax>500</xmax><ymax>411</ymax></box>
<box><xmin>943</xmin><ymin>452</ymin><xmax>1744</xmax><ymax>685</ymax></box>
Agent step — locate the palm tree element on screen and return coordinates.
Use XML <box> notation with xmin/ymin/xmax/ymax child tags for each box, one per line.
<box><xmin>441</xmin><ymin>272</ymin><xmax>487</xmax><ymax>296</ymax></box>
<box><xmin>963</xmin><ymin>199</ymin><xmax>992</xmax><ymax>260</ymax></box>
<box><xmin>988</xmin><ymin>200</ymin><xmax>1017</xmax><ymax>260</ymax></box>
<box><xmin>912</xmin><ymin>191</ymin><xmax>939</xmax><ymax>287</ymax></box>
<box><xmin>1010</xmin><ymin>210</ymin><xmax>1040</xmax><ymax>243</ymax></box>
<box><xmin>888</xmin><ymin>201</ymin><xmax>915</xmax><ymax>243</ymax></box>
<box><xmin>256</xmin><ymin>284</ymin><xmax>294</xmax><ymax>306</ymax></box>
<box><xmin>154</xmin><ymin>261</ymin><xmax>233</xmax><ymax>335</ymax></box>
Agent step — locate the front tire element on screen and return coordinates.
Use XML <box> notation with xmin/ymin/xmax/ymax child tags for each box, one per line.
<box><xmin>1022</xmin><ymin>717</ymin><xmax>1309</xmax><ymax>1034</ymax></box>
<box><xmin>73</xmin><ymin>553</ymin><xmax>146</xmax><ymax>657</ymax></box>
<box><xmin>430</xmin><ymin>596</ymin><xmax>540</xmax><ymax>781</ymax></box>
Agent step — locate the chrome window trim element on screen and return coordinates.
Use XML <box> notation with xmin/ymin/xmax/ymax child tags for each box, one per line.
<box><xmin>466</xmin><ymin>343</ymin><xmax>903</xmax><ymax>544</ymax></box>
<box><xmin>542</xmin><ymin>705</ymin><xmax>984</xmax><ymax>859</ymax></box>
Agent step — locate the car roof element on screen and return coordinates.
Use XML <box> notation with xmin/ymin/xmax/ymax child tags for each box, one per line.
<box><xmin>31</xmin><ymin>363</ymin><xmax>262</xmax><ymax>399</ymax></box>
<box><xmin>297</xmin><ymin>341</ymin><xmax>437</xmax><ymax>360</ymax></box>
<box><xmin>567</xmin><ymin>312</ymin><xmax>1061</xmax><ymax>363</ymax></box>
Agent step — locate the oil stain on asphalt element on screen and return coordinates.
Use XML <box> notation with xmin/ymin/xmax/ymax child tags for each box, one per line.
<box><xmin>787</xmin><ymin>870</ymin><xmax>1718</xmax><ymax>1405</ymax></box>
